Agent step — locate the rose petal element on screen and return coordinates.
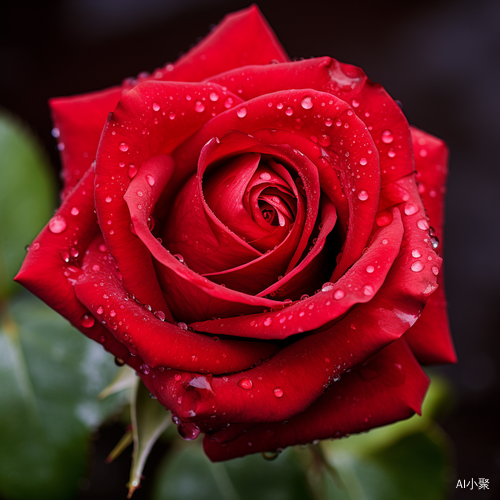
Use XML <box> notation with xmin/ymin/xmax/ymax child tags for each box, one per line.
<box><xmin>15</xmin><ymin>165</ymin><xmax>134</xmax><ymax>363</ymax></box>
<box><xmin>74</xmin><ymin>235</ymin><xmax>279</xmax><ymax>374</ymax></box>
<box><xmin>202</xmin><ymin>338</ymin><xmax>429</xmax><ymax>460</ymax></box>
<box><xmin>404</xmin><ymin>127</ymin><xmax>456</xmax><ymax>364</ymax></box>
<box><xmin>123</xmin><ymin>149</ymin><xmax>283</xmax><ymax>322</ymax></box>
<box><xmin>191</xmin><ymin>207</ymin><xmax>402</xmax><ymax>339</ymax></box>
<box><xmin>50</xmin><ymin>6</ymin><xmax>288</xmax><ymax>199</ymax></box>
<box><xmin>207</xmin><ymin>57</ymin><xmax>414</xmax><ymax>186</ymax></box>
<box><xmin>95</xmin><ymin>82</ymin><xmax>244</xmax><ymax>316</ymax></box>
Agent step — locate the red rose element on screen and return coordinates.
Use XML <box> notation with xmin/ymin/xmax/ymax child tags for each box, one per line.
<box><xmin>16</xmin><ymin>6</ymin><xmax>455</xmax><ymax>461</ymax></box>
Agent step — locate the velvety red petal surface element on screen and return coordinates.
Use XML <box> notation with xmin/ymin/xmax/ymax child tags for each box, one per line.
<box><xmin>14</xmin><ymin>166</ymin><xmax>133</xmax><ymax>364</ymax></box>
<box><xmin>404</xmin><ymin>127</ymin><xmax>456</xmax><ymax>364</ymax></box>
<box><xmin>203</xmin><ymin>337</ymin><xmax>429</xmax><ymax>461</ymax></box>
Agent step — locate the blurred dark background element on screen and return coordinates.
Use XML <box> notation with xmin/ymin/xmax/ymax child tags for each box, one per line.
<box><xmin>1</xmin><ymin>0</ymin><xmax>498</xmax><ymax>498</ymax></box>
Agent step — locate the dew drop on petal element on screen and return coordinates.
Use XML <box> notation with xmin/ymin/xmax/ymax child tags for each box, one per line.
<box><xmin>285</xmin><ymin>106</ymin><xmax>294</xmax><ymax>116</ymax></box>
<box><xmin>334</xmin><ymin>289</ymin><xmax>345</xmax><ymax>300</ymax></box>
<box><xmin>432</xmin><ymin>266</ymin><xmax>440</xmax><ymax>275</ymax></box>
<box><xmin>404</xmin><ymin>202</ymin><xmax>419</xmax><ymax>216</ymax></box>
<box><xmin>260</xmin><ymin>172</ymin><xmax>271</xmax><ymax>181</ymax></box>
<box><xmin>49</xmin><ymin>215</ymin><xmax>67</xmax><ymax>234</ymax></box>
<box><xmin>139</xmin><ymin>364</ymin><xmax>151</xmax><ymax>375</ymax></box>
<box><xmin>152</xmin><ymin>103</ymin><xmax>160</xmax><ymax>112</ymax></box>
<box><xmin>238</xmin><ymin>378</ymin><xmax>253</xmax><ymax>390</ymax></box>
<box><xmin>412</xmin><ymin>249</ymin><xmax>421</xmax><ymax>258</ymax></box>
<box><xmin>71</xmin><ymin>207</ymin><xmax>79</xmax><ymax>216</ymax></box>
<box><xmin>194</xmin><ymin>101</ymin><xmax>205</xmax><ymax>113</ymax></box>
<box><xmin>174</xmin><ymin>374</ymin><xmax>182</xmax><ymax>381</ymax></box>
<box><xmin>96</xmin><ymin>306</ymin><xmax>104</xmax><ymax>315</ymax></box>
<box><xmin>411</xmin><ymin>261</ymin><xmax>424</xmax><ymax>272</ymax></box>
<box><xmin>209</xmin><ymin>92</ymin><xmax>219</xmax><ymax>102</ymax></box>
<box><xmin>359</xmin><ymin>157</ymin><xmax>367</xmax><ymax>166</ymax></box>
<box><xmin>417</xmin><ymin>219</ymin><xmax>430</xmax><ymax>230</ymax></box>
<box><xmin>81</xmin><ymin>314</ymin><xmax>95</xmax><ymax>328</ymax></box>
<box><xmin>300</xmin><ymin>96</ymin><xmax>313</xmax><ymax>109</ymax></box>
<box><xmin>322</xmin><ymin>282</ymin><xmax>334</xmax><ymax>292</ymax></box>
<box><xmin>366</xmin><ymin>265</ymin><xmax>375</xmax><ymax>273</ymax></box>
<box><xmin>237</xmin><ymin>107</ymin><xmax>247</xmax><ymax>118</ymax></box>
<box><xmin>381</xmin><ymin>130</ymin><xmax>394</xmax><ymax>144</ymax></box>
<box><xmin>146</xmin><ymin>174</ymin><xmax>155</xmax><ymax>187</ymax></box>
<box><xmin>169</xmin><ymin>112</ymin><xmax>176</xmax><ymax>120</ymax></box>
<box><xmin>264</xmin><ymin>317</ymin><xmax>272</xmax><ymax>326</ymax></box>
<box><xmin>177</xmin><ymin>322</ymin><xmax>188</xmax><ymax>330</ymax></box>
<box><xmin>105</xmin><ymin>196</ymin><xmax>112</xmax><ymax>203</ymax></box>
<box><xmin>388</xmin><ymin>150</ymin><xmax>396</xmax><ymax>158</ymax></box>
<box><xmin>358</xmin><ymin>190</ymin><xmax>369</xmax><ymax>201</ymax></box>
<box><xmin>363</xmin><ymin>285</ymin><xmax>374</xmax><ymax>296</ymax></box>
<box><xmin>224</xmin><ymin>97</ymin><xmax>234</xmax><ymax>109</ymax></box>
<box><xmin>273</xmin><ymin>387</ymin><xmax>284</xmax><ymax>398</ymax></box>
<box><xmin>325</xmin><ymin>117</ymin><xmax>333</xmax><ymax>127</ymax></box>
<box><xmin>119</xmin><ymin>142</ymin><xmax>129</xmax><ymax>152</ymax></box>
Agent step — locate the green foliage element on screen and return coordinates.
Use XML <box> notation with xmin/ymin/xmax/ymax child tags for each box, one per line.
<box><xmin>0</xmin><ymin>293</ymin><xmax>126</xmax><ymax>499</ymax></box>
<box><xmin>152</xmin><ymin>443</ymin><xmax>314</xmax><ymax>500</ymax></box>
<box><xmin>0</xmin><ymin>111</ymin><xmax>56</xmax><ymax>299</ymax></box>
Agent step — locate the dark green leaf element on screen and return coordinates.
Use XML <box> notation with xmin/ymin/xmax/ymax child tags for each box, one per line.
<box><xmin>153</xmin><ymin>443</ymin><xmax>314</xmax><ymax>500</ymax></box>
<box><xmin>0</xmin><ymin>111</ymin><xmax>56</xmax><ymax>299</ymax></box>
<box><xmin>0</xmin><ymin>292</ymin><xmax>126</xmax><ymax>500</ymax></box>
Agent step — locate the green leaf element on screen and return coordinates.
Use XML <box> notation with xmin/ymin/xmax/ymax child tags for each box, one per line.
<box><xmin>0</xmin><ymin>292</ymin><xmax>126</xmax><ymax>500</ymax></box>
<box><xmin>152</xmin><ymin>442</ymin><xmax>314</xmax><ymax>500</ymax></box>
<box><xmin>317</xmin><ymin>377</ymin><xmax>454</xmax><ymax>500</ymax></box>
<box><xmin>128</xmin><ymin>380</ymin><xmax>170</xmax><ymax>498</ymax></box>
<box><xmin>99</xmin><ymin>364</ymin><xmax>136</xmax><ymax>399</ymax></box>
<box><xmin>0</xmin><ymin>111</ymin><xmax>56</xmax><ymax>299</ymax></box>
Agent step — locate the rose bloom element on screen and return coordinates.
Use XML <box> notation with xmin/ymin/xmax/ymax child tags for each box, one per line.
<box><xmin>17</xmin><ymin>6</ymin><xmax>455</xmax><ymax>460</ymax></box>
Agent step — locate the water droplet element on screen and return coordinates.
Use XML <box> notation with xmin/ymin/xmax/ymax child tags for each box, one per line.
<box><xmin>174</xmin><ymin>254</ymin><xmax>184</xmax><ymax>264</ymax></box>
<box><xmin>273</xmin><ymin>387</ymin><xmax>284</xmax><ymax>398</ymax></box>
<box><xmin>119</xmin><ymin>142</ymin><xmax>129</xmax><ymax>152</ymax></box>
<box><xmin>81</xmin><ymin>314</ymin><xmax>95</xmax><ymax>328</ymax></box>
<box><xmin>145</xmin><ymin>174</ymin><xmax>155</xmax><ymax>187</ymax></box>
<box><xmin>177</xmin><ymin>322</ymin><xmax>188</xmax><ymax>330</ymax></box>
<box><xmin>388</xmin><ymin>149</ymin><xmax>396</xmax><ymax>158</ymax></box>
<box><xmin>358</xmin><ymin>190</ymin><xmax>369</xmax><ymax>201</ymax></box>
<box><xmin>169</xmin><ymin>112</ymin><xmax>176</xmax><ymax>120</ymax></box>
<box><xmin>334</xmin><ymin>289</ymin><xmax>345</xmax><ymax>300</ymax></box>
<box><xmin>105</xmin><ymin>196</ymin><xmax>112</xmax><ymax>203</ymax></box>
<box><xmin>325</xmin><ymin>117</ymin><xmax>333</xmax><ymax>127</ymax></box>
<box><xmin>174</xmin><ymin>374</ymin><xmax>182</xmax><ymax>381</ymax></box>
<box><xmin>51</xmin><ymin>127</ymin><xmax>60</xmax><ymax>138</ymax></box>
<box><xmin>259</xmin><ymin>172</ymin><xmax>271</xmax><ymax>181</ymax></box>
<box><xmin>300</xmin><ymin>96</ymin><xmax>313</xmax><ymax>109</ymax></box>
<box><xmin>285</xmin><ymin>106</ymin><xmax>294</xmax><ymax>116</ymax></box>
<box><xmin>139</xmin><ymin>364</ymin><xmax>151</xmax><ymax>375</ymax></box>
<box><xmin>363</xmin><ymin>285</ymin><xmax>374</xmax><ymax>296</ymax></box>
<box><xmin>411</xmin><ymin>261</ymin><xmax>424</xmax><ymax>272</ymax></box>
<box><xmin>224</xmin><ymin>97</ymin><xmax>234</xmax><ymax>109</ymax></box>
<box><xmin>417</xmin><ymin>219</ymin><xmax>430</xmax><ymax>230</ymax></box>
<box><xmin>359</xmin><ymin>157</ymin><xmax>367</xmax><ymax>166</ymax></box>
<box><xmin>237</xmin><ymin>107</ymin><xmax>247</xmax><ymax>118</ymax></box>
<box><xmin>238</xmin><ymin>378</ymin><xmax>253</xmax><ymax>390</ymax></box>
<box><xmin>262</xmin><ymin>451</ymin><xmax>279</xmax><ymax>461</ymax></box>
<box><xmin>381</xmin><ymin>130</ymin><xmax>394</xmax><ymax>144</ymax></box>
<box><xmin>335</xmin><ymin>119</ymin><xmax>342</xmax><ymax>127</ymax></box>
<box><xmin>352</xmin><ymin>99</ymin><xmax>360</xmax><ymax>108</ymax></box>
<box><xmin>178</xmin><ymin>421</ymin><xmax>200</xmax><ymax>441</ymax></box>
<box><xmin>263</xmin><ymin>317</ymin><xmax>272</xmax><ymax>327</ymax></box>
<box><xmin>96</xmin><ymin>306</ymin><xmax>104</xmax><ymax>314</ymax></box>
<box><xmin>48</xmin><ymin>215</ymin><xmax>67</xmax><ymax>234</ymax></box>
<box><xmin>152</xmin><ymin>103</ymin><xmax>160</xmax><ymax>112</ymax></box>
<box><xmin>412</xmin><ymin>249</ymin><xmax>421</xmax><ymax>258</ymax></box>
<box><xmin>209</xmin><ymin>92</ymin><xmax>219</xmax><ymax>102</ymax></box>
<box><xmin>366</xmin><ymin>265</ymin><xmax>375</xmax><ymax>273</ymax></box>
<box><xmin>318</xmin><ymin>135</ymin><xmax>331</xmax><ymax>146</ymax></box>
<box><xmin>322</xmin><ymin>282</ymin><xmax>334</xmax><ymax>292</ymax></box>
<box><xmin>60</xmin><ymin>251</ymin><xmax>70</xmax><ymax>263</ymax></box>
<box><xmin>404</xmin><ymin>202</ymin><xmax>419</xmax><ymax>216</ymax></box>
<box><xmin>194</xmin><ymin>101</ymin><xmax>205</xmax><ymax>113</ymax></box>
<box><xmin>128</xmin><ymin>164</ymin><xmax>138</xmax><ymax>179</ymax></box>
<box><xmin>71</xmin><ymin>207</ymin><xmax>79</xmax><ymax>216</ymax></box>
<box><xmin>432</xmin><ymin>266</ymin><xmax>439</xmax><ymax>275</ymax></box>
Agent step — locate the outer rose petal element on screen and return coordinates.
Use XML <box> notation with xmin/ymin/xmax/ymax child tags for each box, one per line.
<box><xmin>14</xmin><ymin>166</ymin><xmax>134</xmax><ymax>364</ymax></box>
<box><xmin>50</xmin><ymin>6</ymin><xmax>288</xmax><ymax>198</ymax></box>
<box><xmin>203</xmin><ymin>338</ymin><xmax>429</xmax><ymax>461</ymax></box>
<box><xmin>404</xmin><ymin>127</ymin><xmax>456</xmax><ymax>364</ymax></box>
